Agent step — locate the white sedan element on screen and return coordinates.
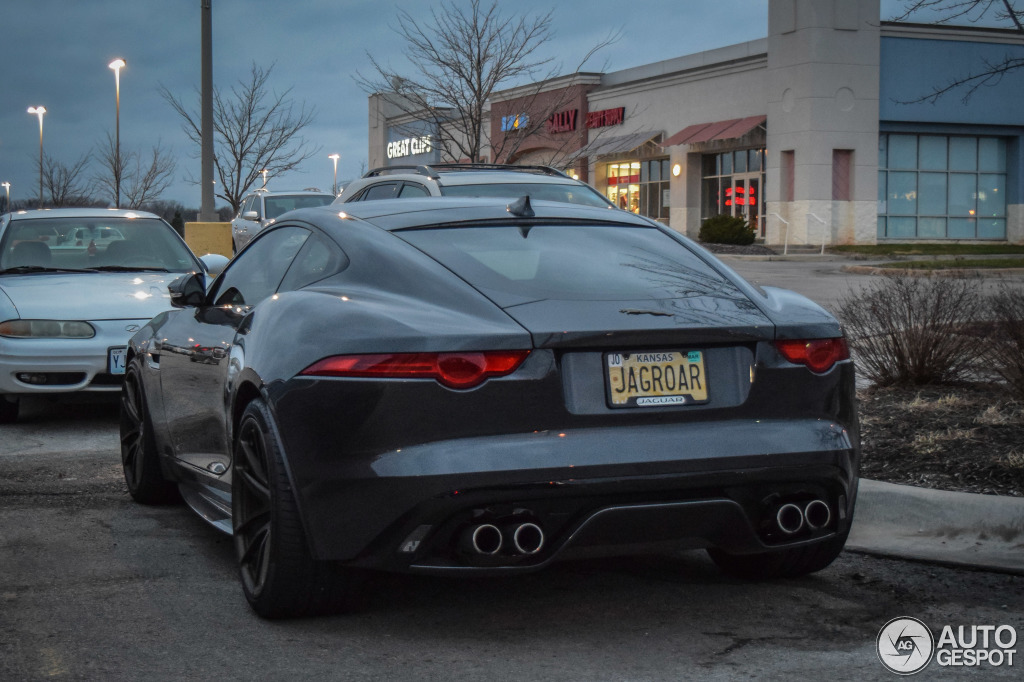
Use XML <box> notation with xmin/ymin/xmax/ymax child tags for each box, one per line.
<box><xmin>0</xmin><ymin>208</ymin><xmax>224</xmax><ymax>422</ymax></box>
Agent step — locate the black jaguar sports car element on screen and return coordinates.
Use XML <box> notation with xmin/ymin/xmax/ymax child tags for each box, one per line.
<box><xmin>120</xmin><ymin>196</ymin><xmax>860</xmax><ymax>618</ymax></box>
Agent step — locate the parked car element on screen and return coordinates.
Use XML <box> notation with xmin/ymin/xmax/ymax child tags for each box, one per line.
<box><xmin>231</xmin><ymin>188</ymin><xmax>336</xmax><ymax>253</ymax></box>
<box><xmin>120</xmin><ymin>196</ymin><xmax>860</xmax><ymax>618</ymax></box>
<box><xmin>0</xmin><ymin>208</ymin><xmax>224</xmax><ymax>423</ymax></box>
<box><xmin>336</xmin><ymin>163</ymin><xmax>616</xmax><ymax>209</ymax></box>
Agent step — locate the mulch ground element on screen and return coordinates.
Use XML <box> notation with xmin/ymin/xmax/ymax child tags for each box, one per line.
<box><xmin>857</xmin><ymin>383</ymin><xmax>1024</xmax><ymax>497</ymax></box>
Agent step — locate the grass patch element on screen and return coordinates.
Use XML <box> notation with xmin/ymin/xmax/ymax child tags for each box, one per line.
<box><xmin>875</xmin><ymin>258</ymin><xmax>1024</xmax><ymax>270</ymax></box>
<box><xmin>831</xmin><ymin>244</ymin><xmax>1024</xmax><ymax>256</ymax></box>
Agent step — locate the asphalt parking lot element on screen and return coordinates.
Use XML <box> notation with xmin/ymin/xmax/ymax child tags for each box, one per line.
<box><xmin>3</xmin><ymin>258</ymin><xmax>1024</xmax><ymax>680</ymax></box>
<box><xmin>2</xmin><ymin>406</ymin><xmax>1023</xmax><ymax>681</ymax></box>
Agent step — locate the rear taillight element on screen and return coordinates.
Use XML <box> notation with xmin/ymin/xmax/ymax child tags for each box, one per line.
<box><xmin>774</xmin><ymin>338</ymin><xmax>849</xmax><ymax>373</ymax></box>
<box><xmin>299</xmin><ymin>350</ymin><xmax>530</xmax><ymax>389</ymax></box>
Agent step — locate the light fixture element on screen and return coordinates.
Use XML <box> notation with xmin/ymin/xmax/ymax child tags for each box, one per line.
<box><xmin>672</xmin><ymin>164</ymin><xmax>681</xmax><ymax>177</ymax></box>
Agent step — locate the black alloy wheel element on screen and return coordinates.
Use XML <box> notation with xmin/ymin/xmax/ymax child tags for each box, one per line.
<box><xmin>232</xmin><ymin>399</ymin><xmax>357</xmax><ymax>618</ymax></box>
<box><xmin>119</xmin><ymin>360</ymin><xmax>179</xmax><ymax>504</ymax></box>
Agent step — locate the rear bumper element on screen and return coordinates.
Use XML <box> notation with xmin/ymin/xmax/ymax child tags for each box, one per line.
<box><xmin>281</xmin><ymin>417</ymin><xmax>858</xmax><ymax>570</ymax></box>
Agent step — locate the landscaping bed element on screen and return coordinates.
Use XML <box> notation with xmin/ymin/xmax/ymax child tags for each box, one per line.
<box><xmin>857</xmin><ymin>383</ymin><xmax>1024</xmax><ymax>497</ymax></box>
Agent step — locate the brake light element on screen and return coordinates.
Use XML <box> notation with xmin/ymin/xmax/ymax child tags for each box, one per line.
<box><xmin>774</xmin><ymin>338</ymin><xmax>849</xmax><ymax>373</ymax></box>
<box><xmin>299</xmin><ymin>350</ymin><xmax>530</xmax><ymax>389</ymax></box>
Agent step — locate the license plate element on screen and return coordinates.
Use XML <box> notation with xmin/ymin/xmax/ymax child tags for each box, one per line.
<box><xmin>605</xmin><ymin>350</ymin><xmax>708</xmax><ymax>408</ymax></box>
<box><xmin>108</xmin><ymin>347</ymin><xmax>128</xmax><ymax>375</ymax></box>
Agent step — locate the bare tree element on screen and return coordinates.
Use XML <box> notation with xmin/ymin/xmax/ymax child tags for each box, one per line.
<box><xmin>42</xmin><ymin>153</ymin><xmax>93</xmax><ymax>207</ymax></box>
<box><xmin>160</xmin><ymin>63</ymin><xmax>320</xmax><ymax>213</ymax></box>
<box><xmin>893</xmin><ymin>0</ymin><xmax>1024</xmax><ymax>102</ymax></box>
<box><xmin>356</xmin><ymin>0</ymin><xmax>616</xmax><ymax>165</ymax></box>
<box><xmin>93</xmin><ymin>133</ymin><xmax>177</xmax><ymax>209</ymax></box>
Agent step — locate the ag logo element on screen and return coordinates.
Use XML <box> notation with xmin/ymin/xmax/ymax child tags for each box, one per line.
<box><xmin>877</xmin><ymin>617</ymin><xmax>935</xmax><ymax>675</ymax></box>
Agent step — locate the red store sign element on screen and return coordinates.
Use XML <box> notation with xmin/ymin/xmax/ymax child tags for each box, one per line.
<box><xmin>546</xmin><ymin>106</ymin><xmax>625</xmax><ymax>133</ymax></box>
<box><xmin>586</xmin><ymin>107</ymin><xmax>624</xmax><ymax>129</ymax></box>
<box><xmin>547</xmin><ymin>109</ymin><xmax>577</xmax><ymax>133</ymax></box>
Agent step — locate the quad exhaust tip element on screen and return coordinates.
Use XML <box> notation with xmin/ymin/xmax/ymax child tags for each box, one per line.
<box><xmin>511</xmin><ymin>522</ymin><xmax>545</xmax><ymax>555</ymax></box>
<box><xmin>773</xmin><ymin>499</ymin><xmax>831</xmax><ymax>535</ymax></box>
<box><xmin>466</xmin><ymin>523</ymin><xmax>503</xmax><ymax>555</ymax></box>
<box><xmin>775</xmin><ymin>503</ymin><xmax>805</xmax><ymax>534</ymax></box>
<box><xmin>461</xmin><ymin>521</ymin><xmax>545</xmax><ymax>556</ymax></box>
<box><xmin>803</xmin><ymin>499</ymin><xmax>831</xmax><ymax>530</ymax></box>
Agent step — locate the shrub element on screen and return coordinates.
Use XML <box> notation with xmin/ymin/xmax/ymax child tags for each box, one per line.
<box><xmin>698</xmin><ymin>214</ymin><xmax>754</xmax><ymax>245</ymax></box>
<box><xmin>835</xmin><ymin>275</ymin><xmax>983</xmax><ymax>386</ymax></box>
<box><xmin>983</xmin><ymin>285</ymin><xmax>1024</xmax><ymax>400</ymax></box>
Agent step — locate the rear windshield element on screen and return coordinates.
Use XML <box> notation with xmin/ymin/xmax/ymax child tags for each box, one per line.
<box><xmin>265</xmin><ymin>195</ymin><xmax>335</xmax><ymax>219</ymax></box>
<box><xmin>440</xmin><ymin>182</ymin><xmax>613</xmax><ymax>208</ymax></box>
<box><xmin>398</xmin><ymin>224</ymin><xmax>738</xmax><ymax>307</ymax></box>
<box><xmin>0</xmin><ymin>217</ymin><xmax>199</xmax><ymax>272</ymax></box>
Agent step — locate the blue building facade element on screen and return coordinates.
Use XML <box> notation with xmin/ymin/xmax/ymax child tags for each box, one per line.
<box><xmin>879</xmin><ymin>27</ymin><xmax>1024</xmax><ymax>241</ymax></box>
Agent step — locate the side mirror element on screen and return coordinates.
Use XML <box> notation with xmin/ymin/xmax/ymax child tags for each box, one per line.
<box><xmin>243</xmin><ymin>210</ymin><xmax>260</xmax><ymax>220</ymax></box>
<box><xmin>169</xmin><ymin>273</ymin><xmax>207</xmax><ymax>308</ymax></box>
<box><xmin>200</xmin><ymin>253</ymin><xmax>229</xmax><ymax>277</ymax></box>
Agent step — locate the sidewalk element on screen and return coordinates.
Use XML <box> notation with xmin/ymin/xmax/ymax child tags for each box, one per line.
<box><xmin>847</xmin><ymin>479</ymin><xmax>1024</xmax><ymax>575</ymax></box>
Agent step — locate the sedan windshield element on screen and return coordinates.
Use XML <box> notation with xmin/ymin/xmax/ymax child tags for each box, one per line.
<box><xmin>440</xmin><ymin>182</ymin><xmax>614</xmax><ymax>208</ymax></box>
<box><xmin>0</xmin><ymin>217</ymin><xmax>199</xmax><ymax>273</ymax></box>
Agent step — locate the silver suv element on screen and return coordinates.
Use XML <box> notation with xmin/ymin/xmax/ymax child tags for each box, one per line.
<box><xmin>232</xmin><ymin>188</ymin><xmax>336</xmax><ymax>252</ymax></box>
<box><xmin>335</xmin><ymin>164</ymin><xmax>616</xmax><ymax>209</ymax></box>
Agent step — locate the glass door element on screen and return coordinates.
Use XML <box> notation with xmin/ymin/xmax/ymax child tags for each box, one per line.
<box><xmin>728</xmin><ymin>174</ymin><xmax>762</xmax><ymax>237</ymax></box>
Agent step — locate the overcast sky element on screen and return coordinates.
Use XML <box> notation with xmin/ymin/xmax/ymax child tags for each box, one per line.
<box><xmin>0</xmin><ymin>0</ymin><xmax>987</xmax><ymax>211</ymax></box>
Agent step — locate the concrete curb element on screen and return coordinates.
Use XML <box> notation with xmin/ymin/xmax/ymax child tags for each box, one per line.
<box><xmin>847</xmin><ymin>479</ymin><xmax>1024</xmax><ymax>575</ymax></box>
<box><xmin>840</xmin><ymin>264</ymin><xmax>1024</xmax><ymax>277</ymax></box>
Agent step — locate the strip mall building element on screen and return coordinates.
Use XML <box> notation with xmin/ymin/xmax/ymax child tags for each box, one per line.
<box><xmin>368</xmin><ymin>0</ymin><xmax>1024</xmax><ymax>245</ymax></box>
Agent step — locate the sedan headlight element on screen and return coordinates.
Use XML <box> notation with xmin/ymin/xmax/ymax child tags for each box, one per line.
<box><xmin>0</xmin><ymin>319</ymin><xmax>96</xmax><ymax>339</ymax></box>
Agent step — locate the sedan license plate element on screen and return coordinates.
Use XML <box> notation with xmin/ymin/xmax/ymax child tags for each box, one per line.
<box><xmin>108</xmin><ymin>347</ymin><xmax>128</xmax><ymax>375</ymax></box>
<box><xmin>606</xmin><ymin>351</ymin><xmax>708</xmax><ymax>408</ymax></box>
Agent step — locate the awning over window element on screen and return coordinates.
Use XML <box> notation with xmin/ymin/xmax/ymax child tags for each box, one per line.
<box><xmin>661</xmin><ymin>115</ymin><xmax>766</xmax><ymax>147</ymax></box>
<box><xmin>575</xmin><ymin>130</ymin><xmax>662</xmax><ymax>158</ymax></box>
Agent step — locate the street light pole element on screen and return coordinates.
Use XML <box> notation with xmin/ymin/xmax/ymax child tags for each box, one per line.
<box><xmin>199</xmin><ymin>0</ymin><xmax>216</xmax><ymax>221</ymax></box>
<box><xmin>1</xmin><ymin>182</ymin><xmax>10</xmax><ymax>214</ymax></box>
<box><xmin>328</xmin><ymin>153</ymin><xmax>340</xmax><ymax>195</ymax></box>
<box><xmin>109</xmin><ymin>58</ymin><xmax>126</xmax><ymax>208</ymax></box>
<box><xmin>27</xmin><ymin>106</ymin><xmax>46</xmax><ymax>209</ymax></box>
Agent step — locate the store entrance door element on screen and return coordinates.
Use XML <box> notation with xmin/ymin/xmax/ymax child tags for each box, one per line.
<box><xmin>727</xmin><ymin>174</ymin><xmax>763</xmax><ymax>237</ymax></box>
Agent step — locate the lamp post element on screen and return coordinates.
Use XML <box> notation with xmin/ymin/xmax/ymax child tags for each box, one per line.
<box><xmin>328</xmin><ymin>153</ymin><xmax>340</xmax><ymax>195</ymax></box>
<box><xmin>27</xmin><ymin>106</ymin><xmax>46</xmax><ymax>209</ymax></box>
<box><xmin>1</xmin><ymin>182</ymin><xmax>10</xmax><ymax>214</ymax></box>
<box><xmin>109</xmin><ymin>58</ymin><xmax>126</xmax><ymax>208</ymax></box>
<box><xmin>261</xmin><ymin>169</ymin><xmax>268</xmax><ymax>188</ymax></box>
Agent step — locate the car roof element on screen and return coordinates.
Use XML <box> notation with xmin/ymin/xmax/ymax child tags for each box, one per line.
<box><xmin>357</xmin><ymin>165</ymin><xmax>582</xmax><ymax>186</ymax></box>
<box><xmin>6</xmin><ymin>208</ymin><xmax>162</xmax><ymax>221</ymax></box>
<box><xmin>248</xmin><ymin>189</ymin><xmax>333</xmax><ymax>197</ymax></box>
<box><xmin>306</xmin><ymin>196</ymin><xmax>652</xmax><ymax>232</ymax></box>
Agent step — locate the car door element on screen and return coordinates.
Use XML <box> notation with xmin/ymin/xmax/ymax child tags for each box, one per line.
<box><xmin>232</xmin><ymin>195</ymin><xmax>258</xmax><ymax>249</ymax></box>
<box><xmin>156</xmin><ymin>225</ymin><xmax>312</xmax><ymax>470</ymax></box>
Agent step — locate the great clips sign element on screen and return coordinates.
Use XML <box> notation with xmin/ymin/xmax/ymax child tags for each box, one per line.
<box><xmin>546</xmin><ymin>106</ymin><xmax>624</xmax><ymax>133</ymax></box>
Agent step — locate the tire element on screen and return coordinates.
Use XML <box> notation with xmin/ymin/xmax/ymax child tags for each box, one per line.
<box><xmin>707</xmin><ymin>528</ymin><xmax>850</xmax><ymax>580</ymax></box>
<box><xmin>0</xmin><ymin>395</ymin><xmax>19</xmax><ymax>424</ymax></box>
<box><xmin>232</xmin><ymin>399</ymin><xmax>358</xmax><ymax>618</ymax></box>
<box><xmin>120</xmin><ymin>360</ymin><xmax>180</xmax><ymax>504</ymax></box>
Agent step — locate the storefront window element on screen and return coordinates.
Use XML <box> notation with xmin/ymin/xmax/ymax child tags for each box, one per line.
<box><xmin>606</xmin><ymin>160</ymin><xmax>671</xmax><ymax>220</ymax></box>
<box><xmin>878</xmin><ymin>134</ymin><xmax>1007</xmax><ymax>240</ymax></box>
<box><xmin>700</xmin><ymin>149</ymin><xmax>766</xmax><ymax>236</ymax></box>
<box><xmin>606</xmin><ymin>162</ymin><xmax>640</xmax><ymax>213</ymax></box>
